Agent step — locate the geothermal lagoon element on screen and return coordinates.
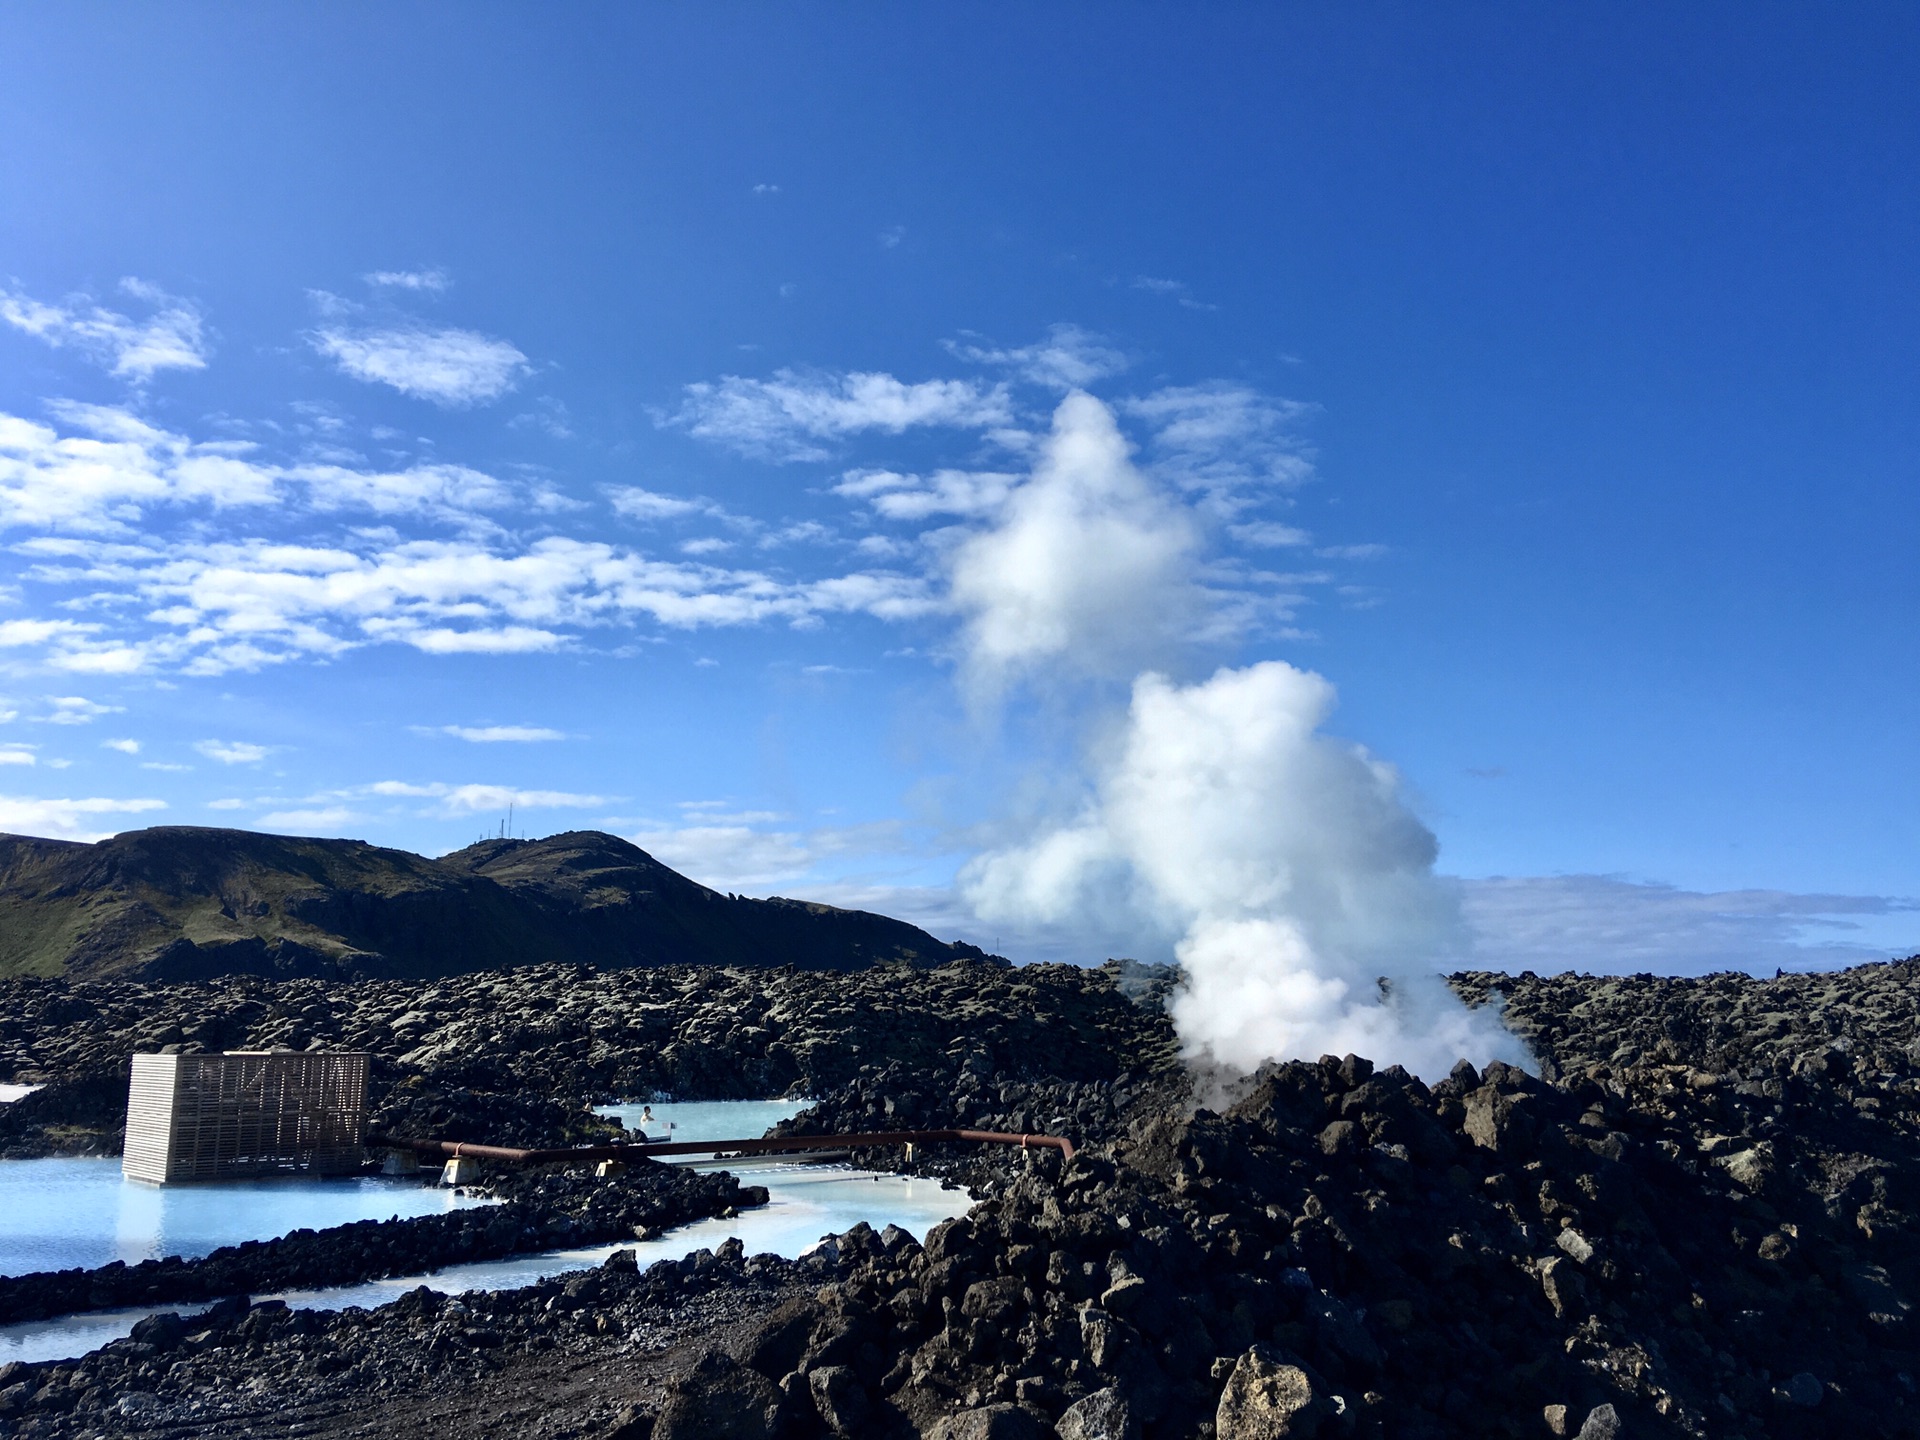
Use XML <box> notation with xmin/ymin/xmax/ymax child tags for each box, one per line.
<box><xmin>0</xmin><ymin>1099</ymin><xmax>967</xmax><ymax>1365</ymax></box>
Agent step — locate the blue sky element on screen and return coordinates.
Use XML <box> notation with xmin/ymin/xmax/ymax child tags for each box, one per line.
<box><xmin>0</xmin><ymin>4</ymin><xmax>1913</xmax><ymax>974</ymax></box>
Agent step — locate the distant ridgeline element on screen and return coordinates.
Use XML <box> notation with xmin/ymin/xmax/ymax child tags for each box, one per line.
<box><xmin>0</xmin><ymin>827</ymin><xmax>998</xmax><ymax>981</ymax></box>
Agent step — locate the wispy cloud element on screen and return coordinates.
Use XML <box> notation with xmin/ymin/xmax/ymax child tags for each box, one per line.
<box><xmin>311</xmin><ymin>326</ymin><xmax>529</xmax><ymax>406</ymax></box>
<box><xmin>1128</xmin><ymin>275</ymin><xmax>1218</xmax><ymax>312</ymax></box>
<box><xmin>607</xmin><ymin>487</ymin><xmax>733</xmax><ymax>523</ymax></box>
<box><xmin>436</xmin><ymin>725</ymin><xmax>566</xmax><ymax>743</ymax></box>
<box><xmin>42</xmin><ymin>696</ymin><xmax>119</xmax><ymax>725</ymax></box>
<box><xmin>946</xmin><ymin>324</ymin><xmax>1128</xmax><ymax>390</ymax></box>
<box><xmin>1230</xmin><ymin>521</ymin><xmax>1312</xmax><ymax>548</ymax></box>
<box><xmin>11</xmin><ymin>527</ymin><xmax>935</xmax><ymax>675</ymax></box>
<box><xmin>363</xmin><ymin>269</ymin><xmax>450</xmax><ymax>293</ymax></box>
<box><xmin>0</xmin><ymin>279</ymin><xmax>210</xmax><ymax>380</ymax></box>
<box><xmin>101</xmin><ymin>738</ymin><xmax>140</xmax><ymax>754</ymax></box>
<box><xmin>625</xmin><ymin>805</ymin><xmax>907</xmax><ymax>891</ymax></box>
<box><xmin>195</xmin><ymin>740</ymin><xmax>271</xmax><ymax>765</ymax></box>
<box><xmin>1461</xmin><ymin>875</ymin><xmax>1920</xmax><ymax>976</ymax></box>
<box><xmin>833</xmin><ymin>468</ymin><xmax>1019</xmax><ymax>521</ymax></box>
<box><xmin>366</xmin><ymin>780</ymin><xmax>610</xmax><ymax>815</ymax></box>
<box><xmin>668</xmin><ymin>370</ymin><xmax>1012</xmax><ymax>462</ymax></box>
<box><xmin>257</xmin><ymin>806</ymin><xmax>360</xmax><ymax>831</ymax></box>
<box><xmin>1126</xmin><ymin>382</ymin><xmax>1316</xmax><ymax>512</ymax></box>
<box><xmin>0</xmin><ymin>793</ymin><xmax>166</xmax><ymax>842</ymax></box>
<box><xmin>0</xmin><ymin>746</ymin><xmax>37</xmax><ymax>766</ymax></box>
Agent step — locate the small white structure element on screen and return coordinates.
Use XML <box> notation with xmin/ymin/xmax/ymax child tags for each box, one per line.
<box><xmin>122</xmin><ymin>1051</ymin><xmax>369</xmax><ymax>1184</ymax></box>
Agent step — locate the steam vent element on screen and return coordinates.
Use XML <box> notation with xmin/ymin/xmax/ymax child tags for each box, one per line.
<box><xmin>121</xmin><ymin>1050</ymin><xmax>369</xmax><ymax>1184</ymax></box>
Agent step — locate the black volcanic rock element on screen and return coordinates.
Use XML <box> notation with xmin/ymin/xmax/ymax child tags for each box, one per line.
<box><xmin>0</xmin><ymin>827</ymin><xmax>992</xmax><ymax>982</ymax></box>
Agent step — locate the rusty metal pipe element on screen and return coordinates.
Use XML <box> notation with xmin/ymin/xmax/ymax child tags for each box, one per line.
<box><xmin>366</xmin><ymin>1127</ymin><xmax>1074</xmax><ymax>1165</ymax></box>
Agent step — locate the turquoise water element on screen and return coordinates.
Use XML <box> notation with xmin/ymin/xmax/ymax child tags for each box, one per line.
<box><xmin>0</xmin><ymin>1100</ymin><xmax>968</xmax><ymax>1366</ymax></box>
<box><xmin>269</xmin><ymin>1158</ymin><xmax>965</xmax><ymax>1311</ymax></box>
<box><xmin>595</xmin><ymin>1097</ymin><xmax>808</xmax><ymax>1143</ymax></box>
<box><xmin>0</xmin><ymin>1157</ymin><xmax>489</xmax><ymax>1278</ymax></box>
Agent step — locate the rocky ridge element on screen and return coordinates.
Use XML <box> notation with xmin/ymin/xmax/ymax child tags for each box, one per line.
<box><xmin>0</xmin><ymin>828</ymin><xmax>992</xmax><ymax>982</ymax></box>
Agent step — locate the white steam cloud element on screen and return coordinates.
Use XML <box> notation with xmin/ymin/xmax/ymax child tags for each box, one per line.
<box><xmin>948</xmin><ymin>392</ymin><xmax>1198</xmax><ymax>699</ymax></box>
<box><xmin>958</xmin><ymin>394</ymin><xmax>1524</xmax><ymax>1082</ymax></box>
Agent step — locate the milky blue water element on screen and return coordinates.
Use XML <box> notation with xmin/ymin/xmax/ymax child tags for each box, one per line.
<box><xmin>595</xmin><ymin>1097</ymin><xmax>808</xmax><ymax>1143</ymax></box>
<box><xmin>0</xmin><ymin>1099</ymin><xmax>967</xmax><ymax>1366</ymax></box>
<box><xmin>0</xmin><ymin>1158</ymin><xmax>489</xmax><ymax>1278</ymax></box>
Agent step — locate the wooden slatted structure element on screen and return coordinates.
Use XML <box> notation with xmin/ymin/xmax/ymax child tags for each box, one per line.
<box><xmin>122</xmin><ymin>1051</ymin><xmax>369</xmax><ymax>1184</ymax></box>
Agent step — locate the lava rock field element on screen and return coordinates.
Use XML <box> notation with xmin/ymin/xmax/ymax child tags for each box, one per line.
<box><xmin>2</xmin><ymin>956</ymin><xmax>1920</xmax><ymax>1439</ymax></box>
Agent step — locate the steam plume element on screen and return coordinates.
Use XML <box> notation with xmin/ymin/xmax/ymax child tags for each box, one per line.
<box><xmin>957</xmin><ymin>394</ymin><xmax>1524</xmax><ymax>1081</ymax></box>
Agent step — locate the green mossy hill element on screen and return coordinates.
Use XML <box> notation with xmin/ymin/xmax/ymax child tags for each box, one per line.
<box><xmin>0</xmin><ymin>826</ymin><xmax>992</xmax><ymax>981</ymax></box>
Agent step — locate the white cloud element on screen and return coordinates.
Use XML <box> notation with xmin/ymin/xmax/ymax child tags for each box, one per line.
<box><xmin>629</xmin><ymin>823</ymin><xmax>817</xmax><ymax>889</ymax></box>
<box><xmin>311</xmin><ymin>326</ymin><xmax>529</xmax><ymax>406</ymax></box>
<box><xmin>0</xmin><ymin>793</ymin><xmax>166</xmax><ymax>841</ymax></box>
<box><xmin>363</xmin><ymin>269</ymin><xmax>450</xmax><ymax>293</ymax></box>
<box><xmin>1317</xmin><ymin>543</ymin><xmax>1388</xmax><ymax>560</ymax></box>
<box><xmin>1128</xmin><ymin>277</ymin><xmax>1218</xmax><ymax>312</ymax></box>
<box><xmin>43</xmin><ymin>696</ymin><xmax>119</xmax><ymax>725</ymax></box>
<box><xmin>1230</xmin><ymin>521</ymin><xmax>1312</xmax><ymax>548</ymax></box>
<box><xmin>879</xmin><ymin>226</ymin><xmax>906</xmax><ymax>249</ymax></box>
<box><xmin>608</xmin><ymin>487</ymin><xmax>729</xmax><ymax>523</ymax></box>
<box><xmin>0</xmin><ymin>279</ymin><xmax>210</xmax><ymax>380</ymax></box>
<box><xmin>0</xmin><ymin>619</ymin><xmax>100</xmax><ymax>648</ymax></box>
<box><xmin>439</xmin><ymin>725</ymin><xmax>565</xmax><ymax>743</ymax></box>
<box><xmin>1127</xmin><ymin>383</ymin><xmax>1316</xmax><ymax>510</ymax></box>
<box><xmin>0</xmin><ymin>403</ymin><xmax>559</xmax><ymax>538</ymax></box>
<box><xmin>949</xmin><ymin>392</ymin><xmax>1200</xmax><ymax>696</ymax></box>
<box><xmin>625</xmin><ymin>811</ymin><xmax>904</xmax><ymax>891</ymax></box>
<box><xmin>669</xmin><ymin>369</ymin><xmax>1012</xmax><ymax>462</ymax></box>
<box><xmin>834</xmin><ymin>468</ymin><xmax>1019</xmax><ymax>521</ymax></box>
<box><xmin>0</xmin><ymin>746</ymin><xmax>36</xmax><ymax>766</ymax></box>
<box><xmin>404</xmin><ymin>625</ymin><xmax>564</xmax><ymax>655</ymax></box>
<box><xmin>1460</xmin><ymin>875</ymin><xmax>1920</xmax><ymax>976</ymax></box>
<box><xmin>102</xmin><ymin>738</ymin><xmax>140</xmax><ymax>754</ymax></box>
<box><xmin>0</xmin><ymin>404</ymin><xmax>276</xmax><ymax>533</ymax></box>
<box><xmin>947</xmin><ymin>324</ymin><xmax>1129</xmax><ymax>390</ymax></box>
<box><xmin>10</xmin><ymin>528</ymin><xmax>935</xmax><ymax>676</ymax></box>
<box><xmin>366</xmin><ymin>780</ymin><xmax>609</xmax><ymax>815</ymax></box>
<box><xmin>140</xmin><ymin>762</ymin><xmax>190</xmax><ymax>772</ymax></box>
<box><xmin>510</xmin><ymin>396</ymin><xmax>574</xmax><ymax>440</ymax></box>
<box><xmin>257</xmin><ymin>806</ymin><xmax>360</xmax><ymax>831</ymax></box>
<box><xmin>293</xmin><ymin>461</ymin><xmax>516</xmax><ymax>519</ymax></box>
<box><xmin>206</xmin><ymin>798</ymin><xmax>247</xmax><ymax>810</ymax></box>
<box><xmin>195</xmin><ymin>740</ymin><xmax>271</xmax><ymax>765</ymax></box>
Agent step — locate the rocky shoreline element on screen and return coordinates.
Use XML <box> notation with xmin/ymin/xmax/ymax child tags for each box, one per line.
<box><xmin>2</xmin><ymin>956</ymin><xmax>1919</xmax><ymax>1438</ymax></box>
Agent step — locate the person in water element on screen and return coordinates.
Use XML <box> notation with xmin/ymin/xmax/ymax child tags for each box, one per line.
<box><xmin>639</xmin><ymin>1105</ymin><xmax>656</xmax><ymax>1139</ymax></box>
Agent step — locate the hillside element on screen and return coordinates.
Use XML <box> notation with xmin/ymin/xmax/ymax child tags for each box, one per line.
<box><xmin>0</xmin><ymin>826</ymin><xmax>991</xmax><ymax>981</ymax></box>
